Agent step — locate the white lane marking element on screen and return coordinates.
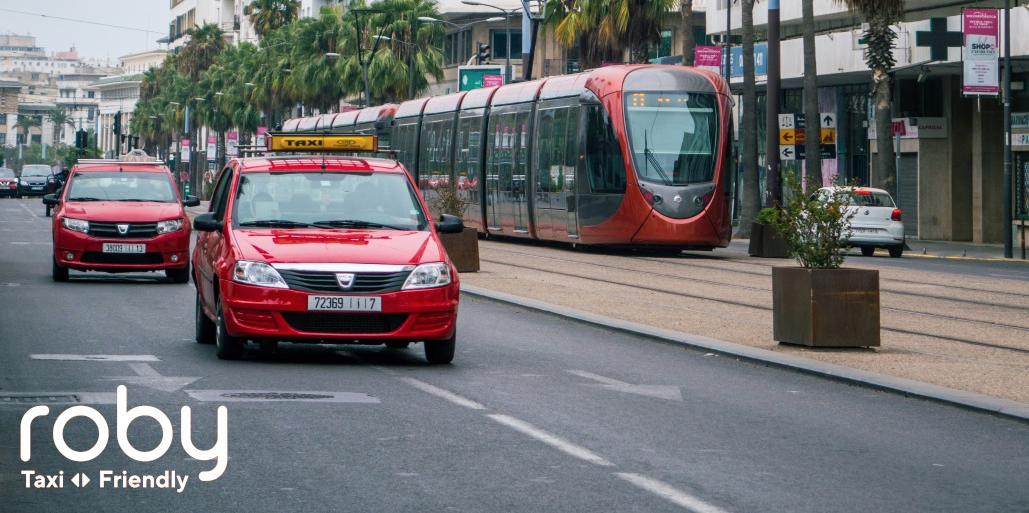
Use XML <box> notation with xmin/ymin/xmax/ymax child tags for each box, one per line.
<box><xmin>567</xmin><ymin>370</ymin><xmax>683</xmax><ymax>401</ymax></box>
<box><xmin>3</xmin><ymin>283</ymin><xmax>20</xmax><ymax>287</ymax></box>
<box><xmin>30</xmin><ymin>354</ymin><xmax>160</xmax><ymax>362</ymax></box>
<box><xmin>615</xmin><ymin>473</ymin><xmax>731</xmax><ymax>513</ymax></box>
<box><xmin>0</xmin><ymin>392</ymin><xmax>117</xmax><ymax>406</ymax></box>
<box><xmin>104</xmin><ymin>363</ymin><xmax>200</xmax><ymax>392</ymax></box>
<box><xmin>15</xmin><ymin>200</ymin><xmax>39</xmax><ymax>218</ymax></box>
<box><xmin>184</xmin><ymin>390</ymin><xmax>381</xmax><ymax>403</ymax></box>
<box><xmin>399</xmin><ymin>377</ymin><xmax>486</xmax><ymax>410</ymax></box>
<box><xmin>487</xmin><ymin>414</ymin><xmax>614</xmax><ymax>467</ymax></box>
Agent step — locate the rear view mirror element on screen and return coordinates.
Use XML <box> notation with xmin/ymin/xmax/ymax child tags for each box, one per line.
<box><xmin>42</xmin><ymin>194</ymin><xmax>60</xmax><ymax>205</ymax></box>
<box><xmin>193</xmin><ymin>213</ymin><xmax>223</xmax><ymax>232</ymax></box>
<box><xmin>435</xmin><ymin>214</ymin><xmax>464</xmax><ymax>234</ymax></box>
<box><xmin>183</xmin><ymin>195</ymin><xmax>201</xmax><ymax>207</ymax></box>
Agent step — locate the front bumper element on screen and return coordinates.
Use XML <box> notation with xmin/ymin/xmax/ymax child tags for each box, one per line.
<box><xmin>54</xmin><ymin>228</ymin><xmax>191</xmax><ymax>272</ymax></box>
<box><xmin>18</xmin><ymin>184</ymin><xmax>47</xmax><ymax>196</ymax></box>
<box><xmin>220</xmin><ymin>280</ymin><xmax>460</xmax><ymax>342</ymax></box>
<box><xmin>848</xmin><ymin>225</ymin><xmax>904</xmax><ymax>247</ymax></box>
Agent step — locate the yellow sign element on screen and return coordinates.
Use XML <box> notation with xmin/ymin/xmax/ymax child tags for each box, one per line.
<box><xmin>819</xmin><ymin>128</ymin><xmax>836</xmax><ymax>145</ymax></box>
<box><xmin>778</xmin><ymin>129</ymin><xmax>805</xmax><ymax>145</ymax></box>
<box><xmin>268</xmin><ymin>134</ymin><xmax>378</xmax><ymax>152</ymax></box>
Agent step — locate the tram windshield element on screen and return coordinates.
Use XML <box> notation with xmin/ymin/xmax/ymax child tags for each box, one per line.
<box><xmin>624</xmin><ymin>92</ymin><xmax>718</xmax><ymax>186</ymax></box>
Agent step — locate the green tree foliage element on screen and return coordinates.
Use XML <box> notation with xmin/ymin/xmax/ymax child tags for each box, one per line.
<box><xmin>245</xmin><ymin>0</ymin><xmax>301</xmax><ymax>39</ymax></box>
<box><xmin>771</xmin><ymin>174</ymin><xmax>857</xmax><ymax>269</ymax></box>
<box><xmin>545</xmin><ymin>0</ymin><xmax>675</xmax><ymax>67</ymax></box>
<box><xmin>46</xmin><ymin>108</ymin><xmax>76</xmax><ymax>146</ymax></box>
<box><xmin>177</xmin><ymin>23</ymin><xmax>228</xmax><ymax>80</ymax></box>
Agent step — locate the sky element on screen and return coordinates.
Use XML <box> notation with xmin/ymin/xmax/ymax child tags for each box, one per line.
<box><xmin>0</xmin><ymin>1</ymin><xmax>169</xmax><ymax>63</ymax></box>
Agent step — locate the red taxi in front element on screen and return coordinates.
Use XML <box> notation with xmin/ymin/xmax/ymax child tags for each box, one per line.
<box><xmin>191</xmin><ymin>138</ymin><xmax>463</xmax><ymax>363</ymax></box>
<box><xmin>45</xmin><ymin>157</ymin><xmax>200</xmax><ymax>283</ymax></box>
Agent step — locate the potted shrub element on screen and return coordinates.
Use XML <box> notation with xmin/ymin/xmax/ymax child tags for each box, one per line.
<box><xmin>748</xmin><ymin>207</ymin><xmax>791</xmax><ymax>258</ymax></box>
<box><xmin>429</xmin><ymin>181</ymin><xmax>480</xmax><ymax>273</ymax></box>
<box><xmin>769</xmin><ymin>175</ymin><xmax>880</xmax><ymax>347</ymax></box>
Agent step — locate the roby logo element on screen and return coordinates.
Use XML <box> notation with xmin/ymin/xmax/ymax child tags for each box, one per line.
<box><xmin>19</xmin><ymin>386</ymin><xmax>228</xmax><ymax>481</ymax></box>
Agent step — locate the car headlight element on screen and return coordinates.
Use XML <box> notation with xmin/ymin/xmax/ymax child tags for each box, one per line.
<box><xmin>61</xmin><ymin>217</ymin><xmax>89</xmax><ymax>233</ymax></box>
<box><xmin>157</xmin><ymin>218</ymin><xmax>185</xmax><ymax>234</ymax></box>
<box><xmin>233</xmin><ymin>260</ymin><xmax>288</xmax><ymax>288</ymax></box>
<box><xmin>402</xmin><ymin>262</ymin><xmax>451</xmax><ymax>290</ymax></box>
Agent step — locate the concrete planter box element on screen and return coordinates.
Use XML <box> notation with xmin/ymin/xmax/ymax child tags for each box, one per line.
<box><xmin>440</xmin><ymin>227</ymin><xmax>480</xmax><ymax>273</ymax></box>
<box><xmin>772</xmin><ymin>267</ymin><xmax>880</xmax><ymax>347</ymax></box>
<box><xmin>748</xmin><ymin>222</ymin><xmax>790</xmax><ymax>258</ymax></box>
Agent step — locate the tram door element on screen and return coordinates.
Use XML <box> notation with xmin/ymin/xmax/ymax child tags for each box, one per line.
<box><xmin>564</xmin><ymin>105</ymin><xmax>582</xmax><ymax>239</ymax></box>
<box><xmin>534</xmin><ymin>109</ymin><xmax>556</xmax><ymax>240</ymax></box>
<box><xmin>486</xmin><ymin>117</ymin><xmax>501</xmax><ymax>231</ymax></box>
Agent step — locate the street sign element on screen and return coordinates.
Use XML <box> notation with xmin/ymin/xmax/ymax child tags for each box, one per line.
<box><xmin>1012</xmin><ymin>133</ymin><xmax>1029</xmax><ymax>147</ymax></box>
<box><xmin>820</xmin><ymin>113</ymin><xmax>836</xmax><ymax>128</ymax></box>
<box><xmin>780</xmin><ymin>145</ymin><xmax>796</xmax><ymax>160</ymax></box>
<box><xmin>778</xmin><ymin>113</ymin><xmax>837</xmax><ymax>161</ymax></box>
<box><xmin>778</xmin><ymin>113</ymin><xmax>795</xmax><ymax>129</ymax></box>
<box><xmin>820</xmin><ymin>128</ymin><xmax>837</xmax><ymax>144</ymax></box>
<box><xmin>458</xmin><ymin>66</ymin><xmax>505</xmax><ymax>91</ymax></box>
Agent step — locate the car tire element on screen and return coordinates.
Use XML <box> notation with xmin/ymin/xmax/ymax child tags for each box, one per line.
<box><xmin>52</xmin><ymin>255</ymin><xmax>69</xmax><ymax>282</ymax></box>
<box><xmin>888</xmin><ymin>245</ymin><xmax>904</xmax><ymax>258</ymax></box>
<box><xmin>424</xmin><ymin>334</ymin><xmax>455</xmax><ymax>365</ymax></box>
<box><xmin>860</xmin><ymin>246</ymin><xmax>875</xmax><ymax>257</ymax></box>
<box><xmin>215</xmin><ymin>301</ymin><xmax>245</xmax><ymax>360</ymax></box>
<box><xmin>385</xmin><ymin>341</ymin><xmax>410</xmax><ymax>349</ymax></box>
<box><xmin>195</xmin><ymin>292</ymin><xmax>216</xmax><ymax>345</ymax></box>
<box><xmin>166</xmin><ymin>267</ymin><xmax>190</xmax><ymax>283</ymax></box>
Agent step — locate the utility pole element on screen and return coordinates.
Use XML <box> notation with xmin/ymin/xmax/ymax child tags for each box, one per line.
<box><xmin>1003</xmin><ymin>0</ymin><xmax>1013</xmax><ymax>258</ymax></box>
<box><xmin>764</xmin><ymin>0</ymin><xmax>781</xmax><ymax>207</ymax></box>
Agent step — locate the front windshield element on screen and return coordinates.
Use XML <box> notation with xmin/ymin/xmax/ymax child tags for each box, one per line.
<box><xmin>66</xmin><ymin>172</ymin><xmax>178</xmax><ymax>202</ymax></box>
<box><xmin>0</xmin><ymin>169</ymin><xmax>14</xmax><ymax>178</ymax></box>
<box><xmin>232</xmin><ymin>171</ymin><xmax>429</xmax><ymax>231</ymax></box>
<box><xmin>624</xmin><ymin>92</ymin><xmax>718</xmax><ymax>186</ymax></box>
<box><xmin>21</xmin><ymin>165</ymin><xmax>51</xmax><ymax>177</ymax></box>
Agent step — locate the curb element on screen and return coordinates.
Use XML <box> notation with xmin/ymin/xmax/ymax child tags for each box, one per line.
<box><xmin>902</xmin><ymin>252</ymin><xmax>1029</xmax><ymax>264</ymax></box>
<box><xmin>461</xmin><ymin>284</ymin><xmax>1029</xmax><ymax>424</ymax></box>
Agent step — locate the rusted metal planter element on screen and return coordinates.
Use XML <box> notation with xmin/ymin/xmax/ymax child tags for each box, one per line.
<box><xmin>440</xmin><ymin>227</ymin><xmax>480</xmax><ymax>273</ymax></box>
<box><xmin>772</xmin><ymin>267</ymin><xmax>880</xmax><ymax>347</ymax></box>
<box><xmin>748</xmin><ymin>222</ymin><xmax>790</xmax><ymax>258</ymax></box>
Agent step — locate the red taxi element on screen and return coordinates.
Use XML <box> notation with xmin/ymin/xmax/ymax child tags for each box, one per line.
<box><xmin>44</xmin><ymin>153</ymin><xmax>200</xmax><ymax>283</ymax></box>
<box><xmin>191</xmin><ymin>134</ymin><xmax>463</xmax><ymax>363</ymax></box>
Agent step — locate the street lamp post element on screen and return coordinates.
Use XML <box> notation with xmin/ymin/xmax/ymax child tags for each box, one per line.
<box><xmin>350</xmin><ymin>9</ymin><xmax>390</xmax><ymax>108</ymax></box>
<box><xmin>461</xmin><ymin>1</ymin><xmax>522</xmax><ymax>83</ymax></box>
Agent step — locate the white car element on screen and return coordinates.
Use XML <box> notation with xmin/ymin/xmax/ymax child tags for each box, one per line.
<box><xmin>821</xmin><ymin>186</ymin><xmax>905</xmax><ymax>258</ymax></box>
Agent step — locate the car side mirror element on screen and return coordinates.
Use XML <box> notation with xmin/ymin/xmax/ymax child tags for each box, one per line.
<box><xmin>193</xmin><ymin>212</ymin><xmax>223</xmax><ymax>232</ymax></box>
<box><xmin>435</xmin><ymin>214</ymin><xmax>464</xmax><ymax>234</ymax></box>
<box><xmin>42</xmin><ymin>194</ymin><xmax>60</xmax><ymax>206</ymax></box>
<box><xmin>183</xmin><ymin>195</ymin><xmax>201</xmax><ymax>207</ymax></box>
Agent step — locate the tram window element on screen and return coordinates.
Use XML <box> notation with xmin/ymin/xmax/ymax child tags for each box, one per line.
<box><xmin>440</xmin><ymin>120</ymin><xmax>454</xmax><ymax>180</ymax></box>
<box><xmin>465</xmin><ymin>118</ymin><xmax>481</xmax><ymax>185</ymax></box>
<box><xmin>585</xmin><ymin>105</ymin><xmax>627</xmax><ymax>194</ymax></box>
<box><xmin>536</xmin><ymin>109</ymin><xmax>554</xmax><ymax>192</ymax></box>
<box><xmin>624</xmin><ymin>92</ymin><xmax>718</xmax><ymax>186</ymax></box>
<box><xmin>551</xmin><ymin>108</ymin><xmax>568</xmax><ymax>192</ymax></box>
<box><xmin>565</xmin><ymin>106</ymin><xmax>579</xmax><ymax>169</ymax></box>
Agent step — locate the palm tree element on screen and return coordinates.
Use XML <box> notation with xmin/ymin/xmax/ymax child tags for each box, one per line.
<box><xmin>679</xmin><ymin>0</ymin><xmax>695</xmax><ymax>66</ymax></box>
<box><xmin>13</xmin><ymin>116</ymin><xmax>41</xmax><ymax>146</ymax></box>
<box><xmin>836</xmin><ymin>0</ymin><xmax>904</xmax><ymax>196</ymax></box>
<box><xmin>802</xmin><ymin>0</ymin><xmax>821</xmax><ymax>186</ymax></box>
<box><xmin>363</xmin><ymin>0</ymin><xmax>445</xmax><ymax>103</ymax></box>
<box><xmin>737</xmin><ymin>0</ymin><xmax>760</xmax><ymax>238</ymax></box>
<box><xmin>290</xmin><ymin>5</ymin><xmax>352</xmax><ymax>111</ymax></box>
<box><xmin>245</xmin><ymin>0</ymin><xmax>301</xmax><ymax>39</ymax></box>
<box><xmin>46</xmin><ymin>108</ymin><xmax>76</xmax><ymax>147</ymax></box>
<box><xmin>177</xmin><ymin>22</ymin><xmax>228</xmax><ymax>80</ymax></box>
<box><xmin>546</xmin><ymin>0</ymin><xmax>675</xmax><ymax>68</ymax></box>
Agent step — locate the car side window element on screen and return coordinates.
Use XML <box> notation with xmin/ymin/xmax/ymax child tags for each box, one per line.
<box><xmin>209</xmin><ymin>167</ymin><xmax>235</xmax><ymax>221</ymax></box>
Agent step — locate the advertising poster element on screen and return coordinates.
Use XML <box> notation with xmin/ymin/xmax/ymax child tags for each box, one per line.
<box><xmin>206</xmin><ymin>135</ymin><xmax>216</xmax><ymax>162</ymax></box>
<box><xmin>226</xmin><ymin>131</ymin><xmax>238</xmax><ymax>157</ymax></box>
<box><xmin>694</xmin><ymin>46</ymin><xmax>723</xmax><ymax>74</ymax></box>
<box><xmin>256</xmin><ymin>126</ymin><xmax>268</xmax><ymax>148</ymax></box>
<box><xmin>962</xmin><ymin>8</ymin><xmax>1000</xmax><ymax>96</ymax></box>
<box><xmin>180</xmin><ymin>139</ymin><xmax>190</xmax><ymax>163</ymax></box>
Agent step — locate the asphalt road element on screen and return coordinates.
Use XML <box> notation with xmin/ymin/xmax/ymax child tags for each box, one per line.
<box><xmin>2</xmin><ymin>197</ymin><xmax>1028</xmax><ymax>513</ymax></box>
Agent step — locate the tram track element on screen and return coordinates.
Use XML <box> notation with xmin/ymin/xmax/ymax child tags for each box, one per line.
<box><xmin>480</xmin><ymin>254</ymin><xmax>1029</xmax><ymax>356</ymax></box>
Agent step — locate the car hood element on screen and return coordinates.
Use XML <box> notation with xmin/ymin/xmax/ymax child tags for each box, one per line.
<box><xmin>231</xmin><ymin>229</ymin><xmax>445</xmax><ymax>266</ymax></box>
<box><xmin>61</xmin><ymin>202</ymin><xmax>184</xmax><ymax>221</ymax></box>
<box><xmin>20</xmin><ymin>176</ymin><xmax>48</xmax><ymax>183</ymax></box>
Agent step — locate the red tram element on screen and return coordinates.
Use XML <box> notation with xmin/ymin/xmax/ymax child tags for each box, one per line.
<box><xmin>282</xmin><ymin>65</ymin><xmax>735</xmax><ymax>251</ymax></box>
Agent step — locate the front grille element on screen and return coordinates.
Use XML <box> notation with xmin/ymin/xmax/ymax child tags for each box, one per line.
<box><xmin>281</xmin><ymin>312</ymin><xmax>408</xmax><ymax>334</ymax></box>
<box><xmin>278</xmin><ymin>270</ymin><xmax>411</xmax><ymax>293</ymax></box>
<box><xmin>88</xmin><ymin>222</ymin><xmax>159</xmax><ymax>239</ymax></box>
<box><xmin>81</xmin><ymin>252</ymin><xmax>164</xmax><ymax>265</ymax></box>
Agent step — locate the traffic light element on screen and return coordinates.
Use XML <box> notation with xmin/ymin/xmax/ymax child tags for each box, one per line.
<box><xmin>476</xmin><ymin>43</ymin><xmax>490</xmax><ymax>65</ymax></box>
<box><xmin>113</xmin><ymin>112</ymin><xmax>122</xmax><ymax>136</ymax></box>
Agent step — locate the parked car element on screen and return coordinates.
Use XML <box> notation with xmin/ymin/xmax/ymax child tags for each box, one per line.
<box><xmin>0</xmin><ymin>168</ymin><xmax>18</xmax><ymax>198</ymax></box>
<box><xmin>191</xmin><ymin>133</ymin><xmax>463</xmax><ymax>363</ymax></box>
<box><xmin>18</xmin><ymin>164</ymin><xmax>53</xmax><ymax>196</ymax></box>
<box><xmin>44</xmin><ymin>154</ymin><xmax>200</xmax><ymax>283</ymax></box>
<box><xmin>820</xmin><ymin>186</ymin><xmax>905</xmax><ymax>258</ymax></box>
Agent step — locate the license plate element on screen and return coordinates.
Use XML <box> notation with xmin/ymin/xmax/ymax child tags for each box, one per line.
<box><xmin>307</xmin><ymin>296</ymin><xmax>382</xmax><ymax>312</ymax></box>
<box><xmin>852</xmin><ymin>228</ymin><xmax>876</xmax><ymax>234</ymax></box>
<box><xmin>30</xmin><ymin>186</ymin><xmax>43</xmax><ymax>190</ymax></box>
<box><xmin>102</xmin><ymin>243</ymin><xmax>146</xmax><ymax>253</ymax></box>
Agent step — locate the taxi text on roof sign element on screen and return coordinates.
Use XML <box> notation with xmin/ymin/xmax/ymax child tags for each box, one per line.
<box><xmin>266</xmin><ymin>134</ymin><xmax>378</xmax><ymax>152</ymax></box>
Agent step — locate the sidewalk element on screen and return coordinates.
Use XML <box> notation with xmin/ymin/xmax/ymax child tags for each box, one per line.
<box><xmin>724</xmin><ymin>236</ymin><xmax>1028</xmax><ymax>262</ymax></box>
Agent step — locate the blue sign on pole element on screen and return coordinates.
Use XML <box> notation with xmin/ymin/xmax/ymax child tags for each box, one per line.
<box><xmin>730</xmin><ymin>44</ymin><xmax>768</xmax><ymax>77</ymax></box>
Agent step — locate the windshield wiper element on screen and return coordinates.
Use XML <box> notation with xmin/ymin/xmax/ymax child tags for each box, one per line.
<box><xmin>643</xmin><ymin>132</ymin><xmax>672</xmax><ymax>186</ymax></box>
<box><xmin>115</xmin><ymin>198</ymin><xmax>170</xmax><ymax>203</ymax></box>
<box><xmin>312</xmin><ymin>219</ymin><xmax>404</xmax><ymax>230</ymax></box>
<box><xmin>239</xmin><ymin>219</ymin><xmax>314</xmax><ymax>228</ymax></box>
<box><xmin>66</xmin><ymin>197</ymin><xmax>105</xmax><ymax>202</ymax></box>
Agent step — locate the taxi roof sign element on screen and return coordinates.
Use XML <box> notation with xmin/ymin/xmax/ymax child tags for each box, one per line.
<box><xmin>266</xmin><ymin>133</ymin><xmax>378</xmax><ymax>153</ymax></box>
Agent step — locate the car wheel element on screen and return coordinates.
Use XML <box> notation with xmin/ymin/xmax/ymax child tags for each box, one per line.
<box><xmin>51</xmin><ymin>255</ymin><xmax>69</xmax><ymax>282</ymax></box>
<box><xmin>195</xmin><ymin>292</ymin><xmax>216</xmax><ymax>345</ymax></box>
<box><xmin>888</xmin><ymin>245</ymin><xmax>904</xmax><ymax>258</ymax></box>
<box><xmin>385</xmin><ymin>341</ymin><xmax>410</xmax><ymax>349</ymax></box>
<box><xmin>860</xmin><ymin>246</ymin><xmax>875</xmax><ymax>257</ymax></box>
<box><xmin>166</xmin><ymin>267</ymin><xmax>190</xmax><ymax>283</ymax></box>
<box><xmin>215</xmin><ymin>301</ymin><xmax>245</xmax><ymax>360</ymax></box>
<box><xmin>424</xmin><ymin>334</ymin><xmax>455</xmax><ymax>365</ymax></box>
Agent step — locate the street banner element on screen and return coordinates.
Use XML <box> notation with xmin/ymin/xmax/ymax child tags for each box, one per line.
<box><xmin>256</xmin><ymin>126</ymin><xmax>268</xmax><ymax>148</ymax></box>
<box><xmin>694</xmin><ymin>46</ymin><xmax>722</xmax><ymax>74</ymax></box>
<box><xmin>226</xmin><ymin>131</ymin><xmax>238</xmax><ymax>157</ymax></box>
<box><xmin>730</xmin><ymin>44</ymin><xmax>767</xmax><ymax>77</ymax></box>
<box><xmin>206</xmin><ymin>135</ymin><xmax>216</xmax><ymax>162</ymax></box>
<box><xmin>482</xmin><ymin>75</ymin><xmax>504</xmax><ymax>87</ymax></box>
<box><xmin>962</xmin><ymin>9</ymin><xmax>1000</xmax><ymax>96</ymax></box>
<box><xmin>181</xmin><ymin>139</ymin><xmax>190</xmax><ymax>163</ymax></box>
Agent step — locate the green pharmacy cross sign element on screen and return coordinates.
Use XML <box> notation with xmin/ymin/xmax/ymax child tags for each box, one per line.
<box><xmin>916</xmin><ymin>18</ymin><xmax>963</xmax><ymax>61</ymax></box>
